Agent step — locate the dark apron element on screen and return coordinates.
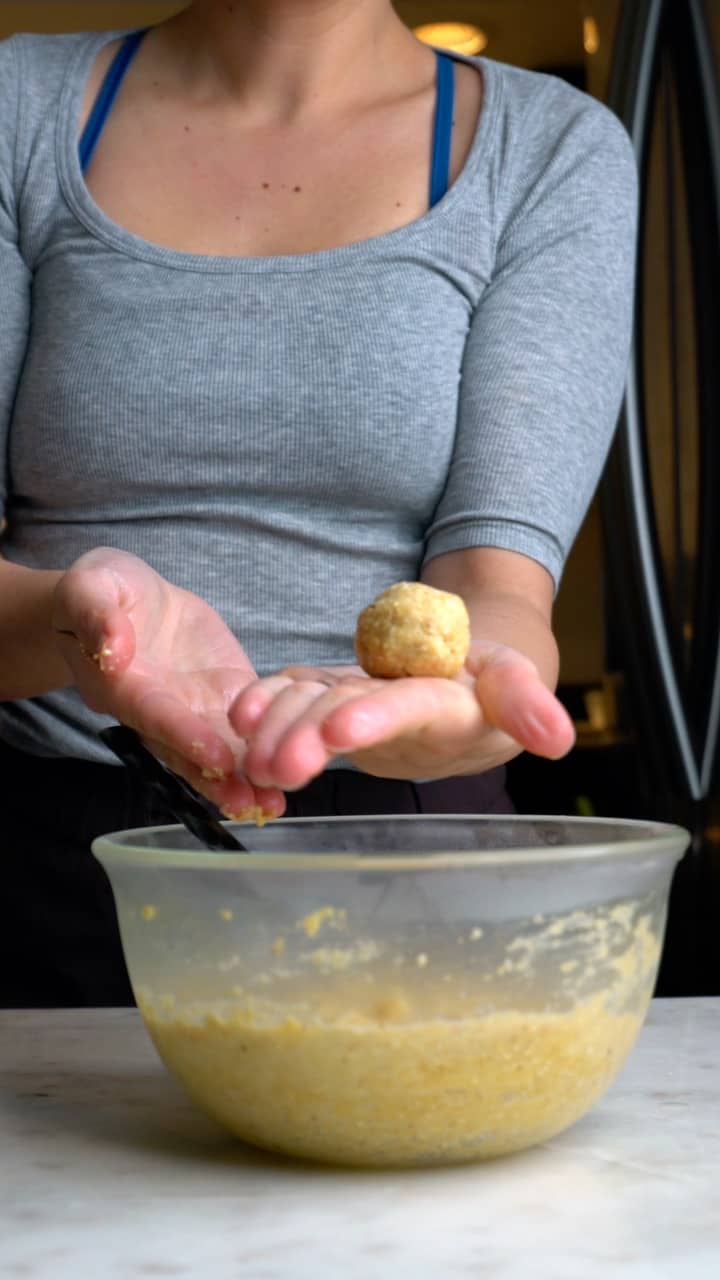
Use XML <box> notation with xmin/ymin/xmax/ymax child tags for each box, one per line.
<box><xmin>0</xmin><ymin>739</ymin><xmax>512</xmax><ymax>1007</ymax></box>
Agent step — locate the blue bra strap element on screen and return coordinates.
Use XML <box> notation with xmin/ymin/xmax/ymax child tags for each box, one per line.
<box><xmin>79</xmin><ymin>29</ymin><xmax>148</xmax><ymax>173</ymax></box>
<box><xmin>429</xmin><ymin>52</ymin><xmax>455</xmax><ymax>209</ymax></box>
<box><xmin>80</xmin><ymin>35</ymin><xmax>455</xmax><ymax>202</ymax></box>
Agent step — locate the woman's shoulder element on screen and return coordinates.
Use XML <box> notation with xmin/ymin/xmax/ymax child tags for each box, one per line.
<box><xmin>0</xmin><ymin>30</ymin><xmax>126</xmax><ymax>191</ymax></box>
<box><xmin>482</xmin><ymin>56</ymin><xmax>635</xmax><ymax>171</ymax></box>
<box><xmin>463</xmin><ymin>55</ymin><xmax>637</xmax><ymax>233</ymax></box>
<box><xmin>0</xmin><ymin>29</ymin><xmax>125</xmax><ymax>126</ymax></box>
<box><xmin>1</xmin><ymin>28</ymin><xmax>100</xmax><ymax>79</ymax></box>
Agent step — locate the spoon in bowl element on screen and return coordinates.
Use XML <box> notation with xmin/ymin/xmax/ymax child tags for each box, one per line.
<box><xmin>99</xmin><ymin>725</ymin><xmax>248</xmax><ymax>852</ymax></box>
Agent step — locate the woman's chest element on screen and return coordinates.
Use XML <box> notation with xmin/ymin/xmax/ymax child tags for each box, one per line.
<box><xmin>79</xmin><ymin>44</ymin><xmax>482</xmax><ymax>257</ymax></box>
<box><xmin>13</xmin><ymin>262</ymin><xmax>474</xmax><ymax>511</ymax></box>
<box><xmin>84</xmin><ymin>113</ymin><xmax>430</xmax><ymax>257</ymax></box>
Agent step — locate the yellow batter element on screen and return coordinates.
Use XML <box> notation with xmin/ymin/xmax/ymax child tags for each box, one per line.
<box><xmin>136</xmin><ymin>896</ymin><xmax>661</xmax><ymax>1167</ymax></box>
<box><xmin>139</xmin><ymin>982</ymin><xmax>652</xmax><ymax>1167</ymax></box>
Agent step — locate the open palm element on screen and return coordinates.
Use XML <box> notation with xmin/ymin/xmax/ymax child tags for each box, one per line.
<box><xmin>52</xmin><ymin>548</ymin><xmax>285</xmax><ymax>819</ymax></box>
<box><xmin>230</xmin><ymin>650</ymin><xmax>575</xmax><ymax>791</ymax></box>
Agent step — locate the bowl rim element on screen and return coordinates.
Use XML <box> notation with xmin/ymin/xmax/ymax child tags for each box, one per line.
<box><xmin>91</xmin><ymin>813</ymin><xmax>691</xmax><ymax>873</ymax></box>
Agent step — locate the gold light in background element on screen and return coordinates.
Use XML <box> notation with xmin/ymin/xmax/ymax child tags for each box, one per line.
<box><xmin>583</xmin><ymin>16</ymin><xmax>600</xmax><ymax>55</ymax></box>
<box><xmin>413</xmin><ymin>22</ymin><xmax>488</xmax><ymax>56</ymax></box>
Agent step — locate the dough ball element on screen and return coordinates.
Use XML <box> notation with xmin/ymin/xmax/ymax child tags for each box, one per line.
<box><xmin>355</xmin><ymin>582</ymin><xmax>471</xmax><ymax>679</ymax></box>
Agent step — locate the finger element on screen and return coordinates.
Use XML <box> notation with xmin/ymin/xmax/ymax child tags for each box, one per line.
<box><xmin>229</xmin><ymin>675</ymin><xmax>298</xmax><ymax>737</ymax></box>
<box><xmin>242</xmin><ymin>681</ymin><xmax>348</xmax><ymax>788</ymax></box>
<box><xmin>55</xmin><ymin>615</ymin><xmax>135</xmax><ymax>681</ymax></box>
<box><xmin>230</xmin><ymin>669</ymin><xmax>365</xmax><ymax>738</ymax></box>
<box><xmin>281</xmin><ymin>665</ymin><xmax>365</xmax><ymax>681</ymax></box>
<box><xmin>220</xmin><ymin>785</ymin><xmax>287</xmax><ymax>824</ymax></box>
<box><xmin>319</xmin><ymin>677</ymin><xmax>482</xmax><ymax>755</ymax></box>
<box><xmin>113</xmin><ymin>681</ymin><xmax>240</xmax><ymax>779</ymax></box>
<box><xmin>54</xmin><ymin>565</ymin><xmax>137</xmax><ymax>676</ymax></box>
<box><xmin>142</xmin><ymin>736</ymin><xmax>286</xmax><ymax>821</ymax></box>
<box><xmin>473</xmin><ymin>649</ymin><xmax>575</xmax><ymax>759</ymax></box>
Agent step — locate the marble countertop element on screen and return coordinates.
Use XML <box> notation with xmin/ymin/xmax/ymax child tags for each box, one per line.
<box><xmin>1</xmin><ymin>999</ymin><xmax>719</xmax><ymax>1279</ymax></box>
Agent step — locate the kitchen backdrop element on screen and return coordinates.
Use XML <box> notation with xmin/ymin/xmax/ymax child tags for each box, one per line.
<box><xmin>2</xmin><ymin>0</ymin><xmax>717</xmax><ymax>994</ymax></box>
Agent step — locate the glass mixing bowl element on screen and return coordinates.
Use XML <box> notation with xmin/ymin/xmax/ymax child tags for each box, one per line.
<box><xmin>93</xmin><ymin>815</ymin><xmax>689</xmax><ymax>1168</ymax></box>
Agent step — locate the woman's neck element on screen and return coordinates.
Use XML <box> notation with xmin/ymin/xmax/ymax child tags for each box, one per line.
<box><xmin>159</xmin><ymin>0</ymin><xmax>431</xmax><ymax>124</ymax></box>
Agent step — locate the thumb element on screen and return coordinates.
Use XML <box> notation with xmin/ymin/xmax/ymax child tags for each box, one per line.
<box><xmin>52</xmin><ymin>563</ymin><xmax>137</xmax><ymax>677</ymax></box>
<box><xmin>471</xmin><ymin>646</ymin><xmax>575</xmax><ymax>759</ymax></box>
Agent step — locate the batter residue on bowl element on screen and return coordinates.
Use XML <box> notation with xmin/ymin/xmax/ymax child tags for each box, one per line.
<box><xmin>139</xmin><ymin>906</ymin><xmax>660</xmax><ymax>1167</ymax></box>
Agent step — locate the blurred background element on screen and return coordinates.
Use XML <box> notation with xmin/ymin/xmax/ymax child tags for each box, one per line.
<box><xmin>2</xmin><ymin>1</ymin><xmax>718</xmax><ymax>994</ymax></box>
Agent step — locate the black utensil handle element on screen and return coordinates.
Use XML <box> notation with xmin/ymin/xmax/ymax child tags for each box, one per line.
<box><xmin>99</xmin><ymin>725</ymin><xmax>246</xmax><ymax>852</ymax></box>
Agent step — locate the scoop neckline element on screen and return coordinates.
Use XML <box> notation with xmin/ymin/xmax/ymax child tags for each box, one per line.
<box><xmin>56</xmin><ymin>27</ymin><xmax>500</xmax><ymax>275</ymax></box>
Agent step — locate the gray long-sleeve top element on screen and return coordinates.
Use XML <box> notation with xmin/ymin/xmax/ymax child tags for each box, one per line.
<box><xmin>0</xmin><ymin>30</ymin><xmax>638</xmax><ymax>762</ymax></box>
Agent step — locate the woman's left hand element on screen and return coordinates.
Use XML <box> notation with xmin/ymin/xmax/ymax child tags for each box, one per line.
<box><xmin>228</xmin><ymin>643</ymin><xmax>576</xmax><ymax>790</ymax></box>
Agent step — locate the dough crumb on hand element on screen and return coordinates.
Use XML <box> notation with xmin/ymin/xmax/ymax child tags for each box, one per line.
<box><xmin>355</xmin><ymin>582</ymin><xmax>471</xmax><ymax>679</ymax></box>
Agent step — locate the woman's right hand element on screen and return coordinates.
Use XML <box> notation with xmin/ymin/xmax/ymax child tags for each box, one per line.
<box><xmin>51</xmin><ymin>547</ymin><xmax>286</xmax><ymax>820</ymax></box>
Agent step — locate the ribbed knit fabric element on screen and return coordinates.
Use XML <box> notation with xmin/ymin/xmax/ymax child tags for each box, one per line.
<box><xmin>0</xmin><ymin>30</ymin><xmax>638</xmax><ymax>762</ymax></box>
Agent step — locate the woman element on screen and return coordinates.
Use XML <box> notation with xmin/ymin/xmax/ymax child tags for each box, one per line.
<box><xmin>0</xmin><ymin>0</ymin><xmax>637</xmax><ymax>1004</ymax></box>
